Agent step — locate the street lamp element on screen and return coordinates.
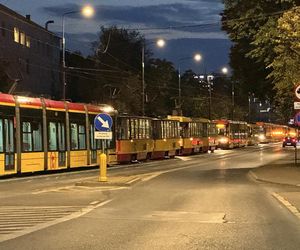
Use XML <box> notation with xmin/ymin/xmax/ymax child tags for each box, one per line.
<box><xmin>141</xmin><ymin>39</ymin><xmax>165</xmax><ymax>116</ymax></box>
<box><xmin>177</xmin><ymin>53</ymin><xmax>202</xmax><ymax>115</ymax></box>
<box><xmin>221</xmin><ymin>66</ymin><xmax>234</xmax><ymax>120</ymax></box>
<box><xmin>62</xmin><ymin>4</ymin><xmax>95</xmax><ymax>100</ymax></box>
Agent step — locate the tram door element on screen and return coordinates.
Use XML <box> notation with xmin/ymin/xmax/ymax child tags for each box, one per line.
<box><xmin>57</xmin><ymin>122</ymin><xmax>66</xmax><ymax>167</ymax></box>
<box><xmin>4</xmin><ymin>119</ymin><xmax>14</xmax><ymax>171</ymax></box>
<box><xmin>90</xmin><ymin>124</ymin><xmax>97</xmax><ymax>164</ymax></box>
<box><xmin>49</xmin><ymin>121</ymin><xmax>66</xmax><ymax>167</ymax></box>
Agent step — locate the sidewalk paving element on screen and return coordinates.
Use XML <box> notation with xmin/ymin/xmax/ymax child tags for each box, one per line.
<box><xmin>250</xmin><ymin>161</ymin><xmax>300</xmax><ymax>219</ymax></box>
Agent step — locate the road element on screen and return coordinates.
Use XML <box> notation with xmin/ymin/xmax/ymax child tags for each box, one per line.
<box><xmin>0</xmin><ymin>144</ymin><xmax>300</xmax><ymax>249</ymax></box>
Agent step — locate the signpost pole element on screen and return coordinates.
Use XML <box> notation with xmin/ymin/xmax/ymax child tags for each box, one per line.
<box><xmin>94</xmin><ymin>113</ymin><xmax>113</xmax><ymax>182</ymax></box>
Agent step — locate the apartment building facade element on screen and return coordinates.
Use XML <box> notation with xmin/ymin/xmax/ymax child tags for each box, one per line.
<box><xmin>0</xmin><ymin>4</ymin><xmax>61</xmax><ymax>98</ymax></box>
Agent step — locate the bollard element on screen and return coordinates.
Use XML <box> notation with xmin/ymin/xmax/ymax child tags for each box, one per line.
<box><xmin>99</xmin><ymin>153</ymin><xmax>108</xmax><ymax>182</ymax></box>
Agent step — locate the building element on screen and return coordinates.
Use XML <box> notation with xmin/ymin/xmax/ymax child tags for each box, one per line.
<box><xmin>0</xmin><ymin>4</ymin><xmax>61</xmax><ymax>98</ymax></box>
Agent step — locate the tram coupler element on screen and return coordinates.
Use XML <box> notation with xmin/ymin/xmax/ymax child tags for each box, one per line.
<box><xmin>99</xmin><ymin>153</ymin><xmax>108</xmax><ymax>182</ymax></box>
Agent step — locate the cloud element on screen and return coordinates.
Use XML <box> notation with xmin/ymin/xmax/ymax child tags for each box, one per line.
<box><xmin>41</xmin><ymin>2</ymin><xmax>223</xmax><ymax>31</ymax></box>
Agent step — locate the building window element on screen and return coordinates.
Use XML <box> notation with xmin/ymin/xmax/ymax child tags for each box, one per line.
<box><xmin>26</xmin><ymin>36</ymin><xmax>30</xmax><ymax>48</ymax></box>
<box><xmin>20</xmin><ymin>32</ymin><xmax>25</xmax><ymax>45</ymax></box>
<box><xmin>1</xmin><ymin>22</ymin><xmax>5</xmax><ymax>37</ymax></box>
<box><xmin>14</xmin><ymin>27</ymin><xmax>19</xmax><ymax>43</ymax></box>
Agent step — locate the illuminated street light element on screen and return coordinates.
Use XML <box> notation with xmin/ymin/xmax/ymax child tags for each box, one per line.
<box><xmin>194</xmin><ymin>54</ymin><xmax>202</xmax><ymax>62</ymax></box>
<box><xmin>156</xmin><ymin>39</ymin><xmax>166</xmax><ymax>48</ymax></box>
<box><xmin>62</xmin><ymin>4</ymin><xmax>95</xmax><ymax>100</ymax></box>
<box><xmin>221</xmin><ymin>67</ymin><xmax>228</xmax><ymax>75</ymax></box>
<box><xmin>81</xmin><ymin>5</ymin><xmax>95</xmax><ymax>18</ymax></box>
<box><xmin>177</xmin><ymin>53</ymin><xmax>202</xmax><ymax>115</ymax></box>
<box><xmin>141</xmin><ymin>39</ymin><xmax>166</xmax><ymax>116</ymax></box>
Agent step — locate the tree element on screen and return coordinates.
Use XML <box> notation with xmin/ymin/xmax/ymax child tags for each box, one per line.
<box><xmin>145</xmin><ymin>58</ymin><xmax>177</xmax><ymax>116</ymax></box>
<box><xmin>222</xmin><ymin>0</ymin><xmax>300</xmax><ymax>122</ymax></box>
<box><xmin>91</xmin><ymin>26</ymin><xmax>146</xmax><ymax>115</ymax></box>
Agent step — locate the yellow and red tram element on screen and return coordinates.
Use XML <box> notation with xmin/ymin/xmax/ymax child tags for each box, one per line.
<box><xmin>0</xmin><ymin>93</ymin><xmax>117</xmax><ymax>176</ymax></box>
<box><xmin>214</xmin><ymin>119</ymin><xmax>248</xmax><ymax>149</ymax></box>
<box><xmin>168</xmin><ymin>116</ymin><xmax>210</xmax><ymax>155</ymax></box>
<box><xmin>254</xmin><ymin>122</ymin><xmax>288</xmax><ymax>143</ymax></box>
<box><xmin>115</xmin><ymin>116</ymin><xmax>181</xmax><ymax>163</ymax></box>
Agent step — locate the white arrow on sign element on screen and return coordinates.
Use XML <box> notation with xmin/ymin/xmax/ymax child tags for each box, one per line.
<box><xmin>97</xmin><ymin>116</ymin><xmax>109</xmax><ymax>129</ymax></box>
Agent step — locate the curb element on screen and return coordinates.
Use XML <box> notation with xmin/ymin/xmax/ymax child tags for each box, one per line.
<box><xmin>248</xmin><ymin>170</ymin><xmax>300</xmax><ymax>187</ymax></box>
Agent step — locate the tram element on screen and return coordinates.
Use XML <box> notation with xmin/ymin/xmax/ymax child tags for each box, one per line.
<box><xmin>168</xmin><ymin>116</ymin><xmax>211</xmax><ymax>154</ymax></box>
<box><xmin>0</xmin><ymin>93</ymin><xmax>117</xmax><ymax>177</ymax></box>
<box><xmin>115</xmin><ymin>116</ymin><xmax>181</xmax><ymax>163</ymax></box>
<box><xmin>254</xmin><ymin>122</ymin><xmax>288</xmax><ymax>143</ymax></box>
<box><xmin>214</xmin><ymin>119</ymin><xmax>248</xmax><ymax>149</ymax></box>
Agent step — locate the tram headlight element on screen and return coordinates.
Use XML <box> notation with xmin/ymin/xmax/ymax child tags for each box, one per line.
<box><xmin>219</xmin><ymin>137</ymin><xmax>228</xmax><ymax>144</ymax></box>
<box><xmin>258</xmin><ymin>134</ymin><xmax>265</xmax><ymax>141</ymax></box>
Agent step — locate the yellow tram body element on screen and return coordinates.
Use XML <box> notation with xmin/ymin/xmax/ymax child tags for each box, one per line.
<box><xmin>0</xmin><ymin>93</ymin><xmax>117</xmax><ymax>177</ymax></box>
<box><xmin>168</xmin><ymin>116</ymin><xmax>210</xmax><ymax>155</ymax></box>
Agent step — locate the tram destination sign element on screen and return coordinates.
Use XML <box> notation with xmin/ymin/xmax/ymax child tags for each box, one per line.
<box><xmin>94</xmin><ymin>113</ymin><xmax>113</xmax><ymax>140</ymax></box>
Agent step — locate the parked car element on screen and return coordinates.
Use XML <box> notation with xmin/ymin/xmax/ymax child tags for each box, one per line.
<box><xmin>282</xmin><ymin>137</ymin><xmax>297</xmax><ymax>147</ymax></box>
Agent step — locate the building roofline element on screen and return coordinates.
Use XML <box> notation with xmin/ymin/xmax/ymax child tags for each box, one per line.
<box><xmin>0</xmin><ymin>4</ymin><xmax>60</xmax><ymax>39</ymax></box>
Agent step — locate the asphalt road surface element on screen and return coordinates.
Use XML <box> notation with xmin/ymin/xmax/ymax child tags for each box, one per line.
<box><xmin>0</xmin><ymin>144</ymin><xmax>300</xmax><ymax>249</ymax></box>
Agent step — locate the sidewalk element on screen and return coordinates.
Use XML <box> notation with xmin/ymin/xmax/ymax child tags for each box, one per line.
<box><xmin>250</xmin><ymin>161</ymin><xmax>300</xmax><ymax>220</ymax></box>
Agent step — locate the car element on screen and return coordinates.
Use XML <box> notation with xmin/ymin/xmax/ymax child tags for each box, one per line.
<box><xmin>282</xmin><ymin>137</ymin><xmax>297</xmax><ymax>147</ymax></box>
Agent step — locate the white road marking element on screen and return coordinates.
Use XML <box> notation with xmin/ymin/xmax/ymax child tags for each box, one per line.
<box><xmin>0</xmin><ymin>199</ymin><xmax>113</xmax><ymax>243</ymax></box>
<box><xmin>175</xmin><ymin>156</ymin><xmax>192</xmax><ymax>161</ymax></box>
<box><xmin>126</xmin><ymin>177</ymin><xmax>140</xmax><ymax>184</ymax></box>
<box><xmin>89</xmin><ymin>201</ymin><xmax>100</xmax><ymax>205</ymax></box>
<box><xmin>272</xmin><ymin>193</ymin><xmax>300</xmax><ymax>220</ymax></box>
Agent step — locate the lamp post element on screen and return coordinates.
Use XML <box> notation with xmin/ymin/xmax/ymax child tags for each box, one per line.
<box><xmin>177</xmin><ymin>53</ymin><xmax>201</xmax><ymax>115</ymax></box>
<box><xmin>62</xmin><ymin>5</ymin><xmax>94</xmax><ymax>100</ymax></box>
<box><xmin>221</xmin><ymin>67</ymin><xmax>234</xmax><ymax>120</ymax></box>
<box><xmin>141</xmin><ymin>39</ymin><xmax>165</xmax><ymax>116</ymax></box>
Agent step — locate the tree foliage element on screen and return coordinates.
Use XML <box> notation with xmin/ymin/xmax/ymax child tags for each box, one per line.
<box><xmin>222</xmin><ymin>0</ymin><xmax>300</xmax><ymax>123</ymax></box>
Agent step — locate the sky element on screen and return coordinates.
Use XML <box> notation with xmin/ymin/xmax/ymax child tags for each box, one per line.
<box><xmin>1</xmin><ymin>0</ymin><xmax>231</xmax><ymax>73</ymax></box>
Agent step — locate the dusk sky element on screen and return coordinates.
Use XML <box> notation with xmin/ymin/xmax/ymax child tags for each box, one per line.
<box><xmin>1</xmin><ymin>0</ymin><xmax>230</xmax><ymax>73</ymax></box>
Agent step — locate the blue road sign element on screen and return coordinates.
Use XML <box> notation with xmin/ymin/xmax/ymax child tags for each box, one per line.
<box><xmin>94</xmin><ymin>113</ymin><xmax>113</xmax><ymax>132</ymax></box>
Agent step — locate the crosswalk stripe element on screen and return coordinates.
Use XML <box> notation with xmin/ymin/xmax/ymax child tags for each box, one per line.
<box><xmin>0</xmin><ymin>200</ymin><xmax>112</xmax><ymax>243</ymax></box>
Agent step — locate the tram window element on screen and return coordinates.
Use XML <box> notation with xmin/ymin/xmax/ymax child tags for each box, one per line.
<box><xmin>71</xmin><ymin>123</ymin><xmax>78</xmax><ymax>150</ymax></box>
<box><xmin>48</xmin><ymin>122</ymin><xmax>57</xmax><ymax>151</ymax></box>
<box><xmin>130</xmin><ymin>119</ymin><xmax>135</xmax><ymax>139</ymax></box>
<box><xmin>78</xmin><ymin>125</ymin><xmax>86</xmax><ymax>149</ymax></box>
<box><xmin>202</xmin><ymin>123</ymin><xmax>207</xmax><ymax>137</ymax></box>
<box><xmin>90</xmin><ymin>124</ymin><xmax>96</xmax><ymax>150</ymax></box>
<box><xmin>175</xmin><ymin>122</ymin><xmax>178</xmax><ymax>137</ymax></box>
<box><xmin>22</xmin><ymin>121</ymin><xmax>42</xmax><ymax>152</ymax></box>
<box><xmin>33</xmin><ymin>123</ymin><xmax>42</xmax><ymax>151</ymax></box>
<box><xmin>161</xmin><ymin>121</ymin><xmax>164</xmax><ymax>138</ymax></box>
<box><xmin>145</xmin><ymin>120</ymin><xmax>150</xmax><ymax>139</ymax></box>
<box><xmin>0</xmin><ymin>120</ymin><xmax>3</xmax><ymax>152</ymax></box>
<box><xmin>139</xmin><ymin>119</ymin><xmax>144</xmax><ymax>139</ymax></box>
<box><xmin>58</xmin><ymin>123</ymin><xmax>65</xmax><ymax>151</ymax></box>
<box><xmin>169</xmin><ymin>121</ymin><xmax>173</xmax><ymax>138</ymax></box>
<box><xmin>135</xmin><ymin>119</ymin><xmax>139</xmax><ymax>139</ymax></box>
